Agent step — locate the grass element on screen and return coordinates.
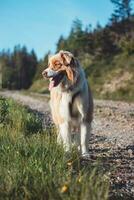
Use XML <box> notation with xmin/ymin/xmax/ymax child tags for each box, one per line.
<box><xmin>0</xmin><ymin>97</ymin><xmax>109</xmax><ymax>200</ymax></box>
<box><xmin>29</xmin><ymin>79</ymin><xmax>49</xmax><ymax>94</ymax></box>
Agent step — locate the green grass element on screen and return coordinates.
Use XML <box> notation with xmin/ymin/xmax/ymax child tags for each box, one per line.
<box><xmin>87</xmin><ymin>53</ymin><xmax>134</xmax><ymax>102</ymax></box>
<box><xmin>0</xmin><ymin>97</ymin><xmax>109</xmax><ymax>200</ymax></box>
<box><xmin>30</xmin><ymin>79</ymin><xmax>49</xmax><ymax>94</ymax></box>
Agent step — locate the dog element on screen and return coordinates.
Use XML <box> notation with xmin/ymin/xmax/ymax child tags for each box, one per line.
<box><xmin>42</xmin><ymin>50</ymin><xmax>93</xmax><ymax>156</ymax></box>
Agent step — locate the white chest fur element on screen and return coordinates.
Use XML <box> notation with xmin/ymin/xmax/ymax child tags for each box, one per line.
<box><xmin>59</xmin><ymin>92</ymin><xmax>72</xmax><ymax>121</ymax></box>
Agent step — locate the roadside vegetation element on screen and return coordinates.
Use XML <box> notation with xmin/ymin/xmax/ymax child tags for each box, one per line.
<box><xmin>0</xmin><ymin>97</ymin><xmax>109</xmax><ymax>200</ymax></box>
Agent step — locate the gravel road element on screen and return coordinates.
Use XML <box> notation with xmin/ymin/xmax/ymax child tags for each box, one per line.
<box><xmin>0</xmin><ymin>90</ymin><xmax>134</xmax><ymax>199</ymax></box>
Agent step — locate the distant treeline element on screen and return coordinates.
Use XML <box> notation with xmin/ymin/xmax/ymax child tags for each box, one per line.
<box><xmin>0</xmin><ymin>46</ymin><xmax>37</xmax><ymax>89</ymax></box>
<box><xmin>0</xmin><ymin>0</ymin><xmax>134</xmax><ymax>90</ymax></box>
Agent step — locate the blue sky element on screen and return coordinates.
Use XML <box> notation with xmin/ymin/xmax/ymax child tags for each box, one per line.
<box><xmin>0</xmin><ymin>0</ymin><xmax>116</xmax><ymax>58</ymax></box>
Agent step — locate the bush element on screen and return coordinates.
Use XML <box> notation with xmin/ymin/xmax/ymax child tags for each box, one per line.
<box><xmin>119</xmin><ymin>35</ymin><xmax>134</xmax><ymax>55</ymax></box>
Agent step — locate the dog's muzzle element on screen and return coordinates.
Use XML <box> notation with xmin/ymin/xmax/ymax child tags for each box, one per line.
<box><xmin>42</xmin><ymin>68</ymin><xmax>59</xmax><ymax>79</ymax></box>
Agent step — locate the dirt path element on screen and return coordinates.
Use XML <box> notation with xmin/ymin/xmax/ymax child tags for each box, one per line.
<box><xmin>0</xmin><ymin>90</ymin><xmax>134</xmax><ymax>199</ymax></box>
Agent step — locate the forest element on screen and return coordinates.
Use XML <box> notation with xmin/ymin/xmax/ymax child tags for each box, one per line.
<box><xmin>0</xmin><ymin>0</ymin><xmax>134</xmax><ymax>100</ymax></box>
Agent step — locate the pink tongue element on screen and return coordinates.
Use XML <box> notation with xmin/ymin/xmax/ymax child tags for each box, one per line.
<box><xmin>49</xmin><ymin>80</ymin><xmax>54</xmax><ymax>90</ymax></box>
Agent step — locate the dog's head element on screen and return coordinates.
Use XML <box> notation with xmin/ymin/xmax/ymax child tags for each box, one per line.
<box><xmin>42</xmin><ymin>50</ymin><xmax>77</xmax><ymax>90</ymax></box>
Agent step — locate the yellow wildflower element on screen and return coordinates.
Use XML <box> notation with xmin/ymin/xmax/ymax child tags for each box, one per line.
<box><xmin>67</xmin><ymin>161</ymin><xmax>72</xmax><ymax>166</ymax></box>
<box><xmin>61</xmin><ymin>185</ymin><xmax>68</xmax><ymax>193</ymax></box>
<box><xmin>78</xmin><ymin>177</ymin><xmax>82</xmax><ymax>183</ymax></box>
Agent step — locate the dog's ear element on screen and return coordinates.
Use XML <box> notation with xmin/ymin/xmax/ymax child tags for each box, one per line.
<box><xmin>59</xmin><ymin>50</ymin><xmax>74</xmax><ymax>65</ymax></box>
<box><xmin>65</xmin><ymin>66</ymin><xmax>74</xmax><ymax>82</ymax></box>
<box><xmin>59</xmin><ymin>50</ymin><xmax>75</xmax><ymax>82</ymax></box>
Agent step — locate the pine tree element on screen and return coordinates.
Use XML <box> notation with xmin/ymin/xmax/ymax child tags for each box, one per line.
<box><xmin>56</xmin><ymin>36</ymin><xmax>67</xmax><ymax>52</ymax></box>
<box><xmin>1</xmin><ymin>45</ymin><xmax>38</xmax><ymax>90</ymax></box>
<box><xmin>110</xmin><ymin>0</ymin><xmax>132</xmax><ymax>22</ymax></box>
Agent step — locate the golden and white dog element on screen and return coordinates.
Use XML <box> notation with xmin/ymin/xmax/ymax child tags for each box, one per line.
<box><xmin>42</xmin><ymin>50</ymin><xmax>93</xmax><ymax>156</ymax></box>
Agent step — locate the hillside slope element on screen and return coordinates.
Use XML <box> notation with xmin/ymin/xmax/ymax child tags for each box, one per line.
<box><xmin>87</xmin><ymin>53</ymin><xmax>134</xmax><ymax>101</ymax></box>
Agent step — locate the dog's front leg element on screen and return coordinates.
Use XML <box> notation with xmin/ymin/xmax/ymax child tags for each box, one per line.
<box><xmin>80</xmin><ymin>122</ymin><xmax>90</xmax><ymax>155</ymax></box>
<box><xmin>59</xmin><ymin>122</ymin><xmax>71</xmax><ymax>152</ymax></box>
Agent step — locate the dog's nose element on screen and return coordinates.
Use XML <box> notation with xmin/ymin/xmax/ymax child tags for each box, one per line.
<box><xmin>42</xmin><ymin>70</ymin><xmax>47</xmax><ymax>78</ymax></box>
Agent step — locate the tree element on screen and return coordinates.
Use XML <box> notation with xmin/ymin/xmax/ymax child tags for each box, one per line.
<box><xmin>65</xmin><ymin>19</ymin><xmax>89</xmax><ymax>56</ymax></box>
<box><xmin>110</xmin><ymin>0</ymin><xmax>133</xmax><ymax>22</ymax></box>
<box><xmin>56</xmin><ymin>36</ymin><xmax>68</xmax><ymax>52</ymax></box>
<box><xmin>93</xmin><ymin>27</ymin><xmax>118</xmax><ymax>57</ymax></box>
<box><xmin>34</xmin><ymin>51</ymin><xmax>50</xmax><ymax>80</ymax></box>
<box><xmin>0</xmin><ymin>45</ymin><xmax>38</xmax><ymax>90</ymax></box>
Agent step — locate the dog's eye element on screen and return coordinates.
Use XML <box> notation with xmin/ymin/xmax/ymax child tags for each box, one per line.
<box><xmin>51</xmin><ymin>64</ymin><xmax>61</xmax><ymax>71</ymax></box>
<box><xmin>56</xmin><ymin>63</ymin><xmax>62</xmax><ymax>67</ymax></box>
<box><xmin>55</xmin><ymin>61</ymin><xmax>61</xmax><ymax>65</ymax></box>
<box><xmin>54</xmin><ymin>63</ymin><xmax>62</xmax><ymax>69</ymax></box>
